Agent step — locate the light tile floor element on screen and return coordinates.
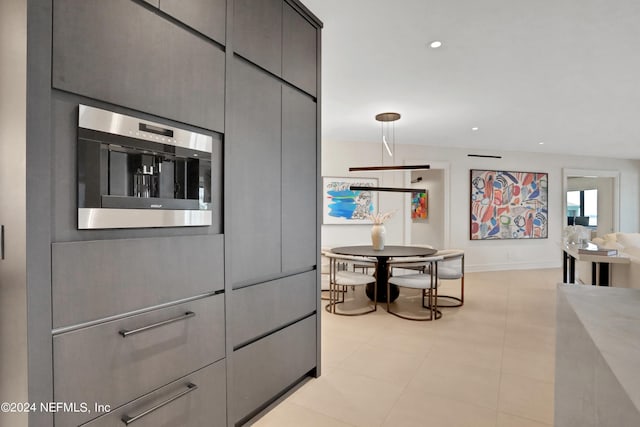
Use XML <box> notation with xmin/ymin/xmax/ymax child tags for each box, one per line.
<box><xmin>253</xmin><ymin>269</ymin><xmax>559</xmax><ymax>427</ymax></box>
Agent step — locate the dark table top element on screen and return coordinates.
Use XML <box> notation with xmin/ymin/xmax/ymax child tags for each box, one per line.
<box><xmin>331</xmin><ymin>245</ymin><xmax>437</xmax><ymax>258</ymax></box>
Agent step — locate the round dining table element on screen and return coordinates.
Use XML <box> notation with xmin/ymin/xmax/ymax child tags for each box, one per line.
<box><xmin>330</xmin><ymin>245</ymin><xmax>437</xmax><ymax>302</ymax></box>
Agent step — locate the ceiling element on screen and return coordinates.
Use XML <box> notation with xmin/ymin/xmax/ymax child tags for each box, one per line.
<box><xmin>302</xmin><ymin>0</ymin><xmax>640</xmax><ymax>159</ymax></box>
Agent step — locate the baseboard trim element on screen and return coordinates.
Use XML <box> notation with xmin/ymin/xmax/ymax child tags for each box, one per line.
<box><xmin>466</xmin><ymin>260</ymin><xmax>561</xmax><ymax>273</ymax></box>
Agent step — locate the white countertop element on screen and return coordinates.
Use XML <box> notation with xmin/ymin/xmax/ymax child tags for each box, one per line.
<box><xmin>559</xmin><ymin>284</ymin><xmax>640</xmax><ymax>411</ymax></box>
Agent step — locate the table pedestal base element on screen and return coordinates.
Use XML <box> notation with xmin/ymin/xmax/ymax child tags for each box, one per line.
<box><xmin>366</xmin><ymin>283</ymin><xmax>399</xmax><ymax>303</ymax></box>
<box><xmin>366</xmin><ymin>257</ymin><xmax>400</xmax><ymax>302</ymax></box>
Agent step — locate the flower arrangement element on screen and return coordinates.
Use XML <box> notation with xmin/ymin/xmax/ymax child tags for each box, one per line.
<box><xmin>367</xmin><ymin>210</ymin><xmax>395</xmax><ymax>225</ymax></box>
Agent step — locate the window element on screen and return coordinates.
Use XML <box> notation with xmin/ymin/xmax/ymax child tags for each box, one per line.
<box><xmin>567</xmin><ymin>189</ymin><xmax>597</xmax><ymax>226</ymax></box>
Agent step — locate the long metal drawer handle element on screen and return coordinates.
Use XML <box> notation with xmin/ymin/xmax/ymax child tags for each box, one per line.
<box><xmin>118</xmin><ymin>311</ymin><xmax>195</xmax><ymax>337</ymax></box>
<box><xmin>121</xmin><ymin>382</ymin><xmax>198</xmax><ymax>425</ymax></box>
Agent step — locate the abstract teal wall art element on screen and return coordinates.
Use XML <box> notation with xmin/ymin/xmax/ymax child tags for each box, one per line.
<box><xmin>323</xmin><ymin>177</ymin><xmax>378</xmax><ymax>224</ymax></box>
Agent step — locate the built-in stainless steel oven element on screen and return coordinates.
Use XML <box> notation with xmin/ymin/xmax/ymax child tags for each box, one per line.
<box><xmin>77</xmin><ymin>105</ymin><xmax>216</xmax><ymax>229</ymax></box>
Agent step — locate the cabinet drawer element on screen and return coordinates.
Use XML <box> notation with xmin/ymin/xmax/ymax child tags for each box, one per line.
<box><xmin>52</xmin><ymin>234</ymin><xmax>224</xmax><ymax>328</ymax></box>
<box><xmin>231</xmin><ymin>315</ymin><xmax>317</xmax><ymax>423</ymax></box>
<box><xmin>83</xmin><ymin>360</ymin><xmax>226</xmax><ymax>427</ymax></box>
<box><xmin>231</xmin><ymin>271</ymin><xmax>316</xmax><ymax>347</ymax></box>
<box><xmin>54</xmin><ymin>295</ymin><xmax>224</xmax><ymax>427</ymax></box>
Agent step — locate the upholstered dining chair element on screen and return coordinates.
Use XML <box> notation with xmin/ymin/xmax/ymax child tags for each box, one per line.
<box><xmin>320</xmin><ymin>249</ymin><xmax>331</xmax><ymax>301</ymax></box>
<box><xmin>324</xmin><ymin>251</ymin><xmax>377</xmax><ymax>316</ymax></box>
<box><xmin>387</xmin><ymin>255</ymin><xmax>444</xmax><ymax>321</ymax></box>
<box><xmin>389</xmin><ymin>245</ymin><xmax>434</xmax><ymax>274</ymax></box>
<box><xmin>352</xmin><ymin>258</ymin><xmax>377</xmax><ymax>274</ymax></box>
<box><xmin>435</xmin><ymin>249</ymin><xmax>465</xmax><ymax>307</ymax></box>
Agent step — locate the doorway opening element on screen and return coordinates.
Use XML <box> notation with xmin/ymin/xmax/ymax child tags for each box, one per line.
<box><xmin>563</xmin><ymin>169</ymin><xmax>619</xmax><ymax>237</ymax></box>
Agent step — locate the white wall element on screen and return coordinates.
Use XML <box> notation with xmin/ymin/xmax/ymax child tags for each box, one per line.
<box><xmin>0</xmin><ymin>0</ymin><xmax>29</xmax><ymax>424</ymax></box>
<box><xmin>322</xmin><ymin>140</ymin><xmax>640</xmax><ymax>271</ymax></box>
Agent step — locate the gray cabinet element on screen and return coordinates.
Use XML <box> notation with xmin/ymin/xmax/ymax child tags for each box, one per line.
<box><xmin>282</xmin><ymin>87</ymin><xmax>317</xmax><ymax>272</ymax></box>
<box><xmin>83</xmin><ymin>361</ymin><xmax>226</xmax><ymax>427</ymax></box>
<box><xmin>228</xmin><ymin>60</ymin><xmax>319</xmax><ymax>285</ymax></box>
<box><xmin>234</xmin><ymin>0</ymin><xmax>318</xmax><ymax>95</ymax></box>
<box><xmin>231</xmin><ymin>315</ymin><xmax>317</xmax><ymax>424</ymax></box>
<box><xmin>233</xmin><ymin>0</ymin><xmax>282</xmax><ymax>75</ymax></box>
<box><xmin>230</xmin><ymin>271</ymin><xmax>316</xmax><ymax>348</ymax></box>
<box><xmin>228</xmin><ymin>58</ymin><xmax>282</xmax><ymax>286</ymax></box>
<box><xmin>12</xmin><ymin>1</ymin><xmax>320</xmax><ymax>426</ymax></box>
<box><xmin>160</xmin><ymin>0</ymin><xmax>226</xmax><ymax>45</ymax></box>
<box><xmin>226</xmin><ymin>6</ymin><xmax>321</xmax><ymax>420</ymax></box>
<box><xmin>52</xmin><ymin>235</ymin><xmax>224</xmax><ymax>328</ymax></box>
<box><xmin>52</xmin><ymin>0</ymin><xmax>225</xmax><ymax>132</ymax></box>
<box><xmin>283</xmin><ymin>3</ymin><xmax>318</xmax><ymax>96</ymax></box>
<box><xmin>54</xmin><ymin>295</ymin><xmax>225</xmax><ymax>426</ymax></box>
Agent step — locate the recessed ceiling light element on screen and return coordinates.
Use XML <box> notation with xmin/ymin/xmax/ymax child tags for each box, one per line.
<box><xmin>539</xmin><ymin>141</ymin><xmax>545</xmax><ymax>145</ymax></box>
<box><xmin>430</xmin><ymin>41</ymin><xmax>443</xmax><ymax>49</ymax></box>
<box><xmin>471</xmin><ymin>127</ymin><xmax>479</xmax><ymax>131</ymax></box>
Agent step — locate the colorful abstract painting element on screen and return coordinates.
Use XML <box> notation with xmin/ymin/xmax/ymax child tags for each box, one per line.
<box><xmin>411</xmin><ymin>191</ymin><xmax>428</xmax><ymax>220</ymax></box>
<box><xmin>470</xmin><ymin>170</ymin><xmax>548</xmax><ymax>240</ymax></box>
<box><xmin>323</xmin><ymin>177</ymin><xmax>378</xmax><ymax>224</ymax></box>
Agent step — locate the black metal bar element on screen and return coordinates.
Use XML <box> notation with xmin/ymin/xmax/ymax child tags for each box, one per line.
<box><xmin>348</xmin><ymin>164</ymin><xmax>430</xmax><ymax>172</ymax></box>
<box><xmin>467</xmin><ymin>154</ymin><xmax>502</xmax><ymax>159</ymax></box>
<box><xmin>600</xmin><ymin>263</ymin><xmax>610</xmax><ymax>286</ymax></box>
<box><xmin>350</xmin><ymin>186</ymin><xmax>426</xmax><ymax>193</ymax></box>
<box><xmin>569</xmin><ymin>256</ymin><xmax>575</xmax><ymax>283</ymax></box>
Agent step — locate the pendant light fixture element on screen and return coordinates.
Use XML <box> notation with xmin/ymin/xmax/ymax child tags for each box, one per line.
<box><xmin>348</xmin><ymin>112</ymin><xmax>431</xmax><ymax>174</ymax></box>
<box><xmin>349</xmin><ymin>112</ymin><xmax>428</xmax><ymax>193</ymax></box>
<box><xmin>378</xmin><ymin>112</ymin><xmax>399</xmax><ymax>158</ymax></box>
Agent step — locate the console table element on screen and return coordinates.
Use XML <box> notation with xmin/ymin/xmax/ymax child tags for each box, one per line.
<box><xmin>562</xmin><ymin>244</ymin><xmax>630</xmax><ymax>286</ymax></box>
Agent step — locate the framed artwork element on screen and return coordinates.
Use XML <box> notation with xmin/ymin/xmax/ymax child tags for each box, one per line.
<box><xmin>323</xmin><ymin>177</ymin><xmax>378</xmax><ymax>224</ymax></box>
<box><xmin>470</xmin><ymin>169</ymin><xmax>548</xmax><ymax>240</ymax></box>
<box><xmin>411</xmin><ymin>191</ymin><xmax>428</xmax><ymax>220</ymax></box>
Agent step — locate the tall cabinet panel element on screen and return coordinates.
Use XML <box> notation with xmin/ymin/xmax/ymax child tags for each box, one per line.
<box><xmin>160</xmin><ymin>0</ymin><xmax>227</xmax><ymax>44</ymax></box>
<box><xmin>52</xmin><ymin>0</ymin><xmax>225</xmax><ymax>132</ymax></box>
<box><xmin>228</xmin><ymin>58</ymin><xmax>282</xmax><ymax>286</ymax></box>
<box><xmin>226</xmin><ymin>2</ymin><xmax>321</xmax><ymax>424</ymax></box>
<box><xmin>282</xmin><ymin>87</ymin><xmax>317</xmax><ymax>272</ymax></box>
<box><xmin>283</xmin><ymin>3</ymin><xmax>318</xmax><ymax>96</ymax></box>
<box><xmin>233</xmin><ymin>0</ymin><xmax>282</xmax><ymax>75</ymax></box>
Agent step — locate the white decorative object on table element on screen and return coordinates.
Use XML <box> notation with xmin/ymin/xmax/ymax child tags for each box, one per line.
<box><xmin>371</xmin><ymin>224</ymin><xmax>386</xmax><ymax>250</ymax></box>
<box><xmin>367</xmin><ymin>211</ymin><xmax>394</xmax><ymax>250</ymax></box>
<box><xmin>563</xmin><ymin>225</ymin><xmax>591</xmax><ymax>245</ymax></box>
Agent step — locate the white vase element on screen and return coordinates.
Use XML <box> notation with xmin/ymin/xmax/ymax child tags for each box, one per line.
<box><xmin>371</xmin><ymin>224</ymin><xmax>386</xmax><ymax>250</ymax></box>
